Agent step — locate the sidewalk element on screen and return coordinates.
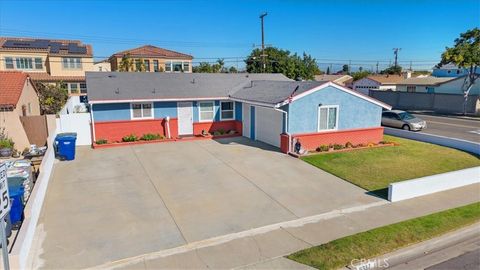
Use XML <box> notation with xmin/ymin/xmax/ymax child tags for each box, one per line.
<box><xmin>93</xmin><ymin>183</ymin><xmax>480</xmax><ymax>270</ymax></box>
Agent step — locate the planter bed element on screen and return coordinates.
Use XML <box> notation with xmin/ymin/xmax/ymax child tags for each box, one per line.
<box><xmin>92</xmin><ymin>133</ymin><xmax>241</xmax><ymax>149</ymax></box>
<box><xmin>289</xmin><ymin>143</ymin><xmax>396</xmax><ymax>158</ymax></box>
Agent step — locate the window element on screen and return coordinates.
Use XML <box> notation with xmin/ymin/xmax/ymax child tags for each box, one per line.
<box><xmin>5</xmin><ymin>57</ymin><xmax>14</xmax><ymax>69</ymax></box>
<box><xmin>407</xmin><ymin>86</ymin><xmax>416</xmax><ymax>93</ymax></box>
<box><xmin>153</xmin><ymin>60</ymin><xmax>159</xmax><ymax>72</ymax></box>
<box><xmin>144</xmin><ymin>60</ymin><xmax>150</xmax><ymax>72</ymax></box>
<box><xmin>69</xmin><ymin>83</ymin><xmax>79</xmax><ymax>94</ymax></box>
<box><xmin>318</xmin><ymin>105</ymin><xmax>338</xmax><ymax>131</ymax></box>
<box><xmin>199</xmin><ymin>101</ymin><xmax>214</xmax><ymax>121</ymax></box>
<box><xmin>183</xmin><ymin>62</ymin><xmax>190</xmax><ymax>72</ymax></box>
<box><xmin>34</xmin><ymin>58</ymin><xmax>43</xmax><ymax>69</ymax></box>
<box><xmin>165</xmin><ymin>61</ymin><xmax>172</xmax><ymax>72</ymax></box>
<box><xmin>80</xmin><ymin>83</ymin><xmax>87</xmax><ymax>94</ymax></box>
<box><xmin>63</xmin><ymin>57</ymin><xmax>82</xmax><ymax>69</ymax></box>
<box><xmin>16</xmin><ymin>58</ymin><xmax>33</xmax><ymax>69</ymax></box>
<box><xmin>131</xmin><ymin>103</ymin><xmax>153</xmax><ymax>119</ymax></box>
<box><xmin>173</xmin><ymin>62</ymin><xmax>183</xmax><ymax>72</ymax></box>
<box><xmin>220</xmin><ymin>101</ymin><xmax>234</xmax><ymax>120</ymax></box>
<box><xmin>426</xmin><ymin>87</ymin><xmax>435</xmax><ymax>93</ymax></box>
<box><xmin>135</xmin><ymin>59</ymin><xmax>142</xmax><ymax>71</ymax></box>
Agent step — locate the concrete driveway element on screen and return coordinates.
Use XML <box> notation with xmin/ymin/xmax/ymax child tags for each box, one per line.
<box><xmin>30</xmin><ymin>137</ymin><xmax>380</xmax><ymax>269</ymax></box>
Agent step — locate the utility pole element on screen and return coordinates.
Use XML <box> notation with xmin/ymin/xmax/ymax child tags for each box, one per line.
<box><xmin>393</xmin><ymin>48</ymin><xmax>401</xmax><ymax>67</ymax></box>
<box><xmin>259</xmin><ymin>12</ymin><xmax>268</xmax><ymax>72</ymax></box>
<box><xmin>348</xmin><ymin>60</ymin><xmax>351</xmax><ymax>74</ymax></box>
<box><xmin>376</xmin><ymin>62</ymin><xmax>379</xmax><ymax>74</ymax></box>
<box><xmin>409</xmin><ymin>61</ymin><xmax>412</xmax><ymax>71</ymax></box>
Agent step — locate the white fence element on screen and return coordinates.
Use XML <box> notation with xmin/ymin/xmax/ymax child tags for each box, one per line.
<box><xmin>58</xmin><ymin>96</ymin><xmax>88</xmax><ymax>115</ymax></box>
<box><xmin>388</xmin><ymin>167</ymin><xmax>480</xmax><ymax>202</ymax></box>
<box><xmin>384</xmin><ymin>127</ymin><xmax>480</xmax><ymax>155</ymax></box>
<box><xmin>56</xmin><ymin>113</ymin><xmax>92</xmax><ymax>145</ymax></box>
<box><xmin>10</xmin><ymin>129</ymin><xmax>58</xmax><ymax>269</ymax></box>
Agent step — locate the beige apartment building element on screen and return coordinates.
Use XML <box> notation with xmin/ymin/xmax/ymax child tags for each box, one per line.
<box><xmin>109</xmin><ymin>45</ymin><xmax>193</xmax><ymax>72</ymax></box>
<box><xmin>0</xmin><ymin>37</ymin><xmax>94</xmax><ymax>95</ymax></box>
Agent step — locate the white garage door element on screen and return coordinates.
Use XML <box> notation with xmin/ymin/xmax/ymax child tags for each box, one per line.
<box><xmin>255</xmin><ymin>106</ymin><xmax>283</xmax><ymax>147</ymax></box>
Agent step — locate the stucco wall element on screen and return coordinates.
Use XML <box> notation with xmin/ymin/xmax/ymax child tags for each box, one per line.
<box><xmin>109</xmin><ymin>57</ymin><xmax>193</xmax><ymax>73</ymax></box>
<box><xmin>47</xmin><ymin>56</ymin><xmax>94</xmax><ymax>76</ymax></box>
<box><xmin>396</xmin><ymin>78</ymin><xmax>479</xmax><ymax>95</ymax></box>
<box><xmin>0</xmin><ymin>52</ymin><xmax>48</xmax><ymax>72</ymax></box>
<box><xmin>287</xmin><ymin>86</ymin><xmax>383</xmax><ymax>134</ymax></box>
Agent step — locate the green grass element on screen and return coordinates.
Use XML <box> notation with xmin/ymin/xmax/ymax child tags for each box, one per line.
<box><xmin>287</xmin><ymin>202</ymin><xmax>480</xmax><ymax>270</ymax></box>
<box><xmin>301</xmin><ymin>135</ymin><xmax>480</xmax><ymax>192</ymax></box>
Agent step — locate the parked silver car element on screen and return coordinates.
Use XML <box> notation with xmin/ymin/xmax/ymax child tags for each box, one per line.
<box><xmin>381</xmin><ymin>110</ymin><xmax>426</xmax><ymax>131</ymax></box>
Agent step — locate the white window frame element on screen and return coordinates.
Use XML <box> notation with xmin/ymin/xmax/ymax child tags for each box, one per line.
<box><xmin>130</xmin><ymin>102</ymin><xmax>154</xmax><ymax>120</ymax></box>
<box><xmin>198</xmin><ymin>101</ymin><xmax>215</xmax><ymax>122</ymax></box>
<box><xmin>62</xmin><ymin>57</ymin><xmax>82</xmax><ymax>69</ymax></box>
<box><xmin>220</xmin><ymin>101</ymin><xmax>235</xmax><ymax>121</ymax></box>
<box><xmin>317</xmin><ymin>105</ymin><xmax>339</xmax><ymax>132</ymax></box>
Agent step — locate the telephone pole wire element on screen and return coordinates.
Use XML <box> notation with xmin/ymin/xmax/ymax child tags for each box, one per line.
<box><xmin>259</xmin><ymin>12</ymin><xmax>268</xmax><ymax>72</ymax></box>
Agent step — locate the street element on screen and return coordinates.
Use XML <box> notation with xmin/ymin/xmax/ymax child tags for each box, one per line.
<box><xmin>427</xmin><ymin>248</ymin><xmax>480</xmax><ymax>270</ymax></box>
<box><xmin>412</xmin><ymin>114</ymin><xmax>480</xmax><ymax>142</ymax></box>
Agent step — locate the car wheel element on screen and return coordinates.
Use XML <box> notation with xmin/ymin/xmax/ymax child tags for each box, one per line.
<box><xmin>402</xmin><ymin>124</ymin><xmax>410</xmax><ymax>131</ymax></box>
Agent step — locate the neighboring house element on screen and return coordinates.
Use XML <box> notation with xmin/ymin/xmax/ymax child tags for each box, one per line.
<box><xmin>396</xmin><ymin>76</ymin><xmax>480</xmax><ymax>95</ymax></box>
<box><xmin>109</xmin><ymin>45</ymin><xmax>193</xmax><ymax>73</ymax></box>
<box><xmin>93</xmin><ymin>59</ymin><xmax>111</xmax><ymax>72</ymax></box>
<box><xmin>431</xmin><ymin>63</ymin><xmax>480</xmax><ymax>77</ymax></box>
<box><xmin>314</xmin><ymin>74</ymin><xmax>353</xmax><ymax>86</ymax></box>
<box><xmin>86</xmin><ymin>72</ymin><xmax>390</xmax><ymax>153</ymax></box>
<box><xmin>353</xmin><ymin>75</ymin><xmax>405</xmax><ymax>94</ymax></box>
<box><xmin>0</xmin><ymin>71</ymin><xmax>41</xmax><ymax>150</ymax></box>
<box><xmin>0</xmin><ymin>37</ymin><xmax>94</xmax><ymax>95</ymax></box>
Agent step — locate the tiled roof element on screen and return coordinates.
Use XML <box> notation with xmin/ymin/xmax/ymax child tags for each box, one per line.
<box><xmin>0</xmin><ymin>37</ymin><xmax>93</xmax><ymax>56</ymax></box>
<box><xmin>28</xmin><ymin>72</ymin><xmax>85</xmax><ymax>82</ymax></box>
<box><xmin>111</xmin><ymin>45</ymin><xmax>193</xmax><ymax>59</ymax></box>
<box><xmin>367</xmin><ymin>75</ymin><xmax>405</xmax><ymax>84</ymax></box>
<box><xmin>0</xmin><ymin>71</ymin><xmax>28</xmax><ymax>106</ymax></box>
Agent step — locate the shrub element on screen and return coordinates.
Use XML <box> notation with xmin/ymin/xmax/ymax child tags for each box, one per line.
<box><xmin>367</xmin><ymin>142</ymin><xmax>375</xmax><ymax>147</ymax></box>
<box><xmin>0</xmin><ymin>139</ymin><xmax>14</xmax><ymax>149</ymax></box>
<box><xmin>122</xmin><ymin>134</ymin><xmax>138</xmax><ymax>142</ymax></box>
<box><xmin>141</xmin><ymin>133</ymin><xmax>162</xmax><ymax>141</ymax></box>
<box><xmin>96</xmin><ymin>139</ymin><xmax>108</xmax><ymax>145</ymax></box>
<box><xmin>319</xmin><ymin>144</ymin><xmax>329</xmax><ymax>152</ymax></box>
<box><xmin>228</xmin><ymin>129</ymin><xmax>236</xmax><ymax>135</ymax></box>
<box><xmin>333</xmin><ymin>144</ymin><xmax>344</xmax><ymax>150</ymax></box>
<box><xmin>315</xmin><ymin>147</ymin><xmax>321</xmax><ymax>152</ymax></box>
<box><xmin>217</xmin><ymin>128</ymin><xmax>226</xmax><ymax>135</ymax></box>
<box><xmin>345</xmin><ymin>141</ymin><xmax>354</xmax><ymax>148</ymax></box>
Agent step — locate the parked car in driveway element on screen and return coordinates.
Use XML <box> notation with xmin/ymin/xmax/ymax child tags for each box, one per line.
<box><xmin>381</xmin><ymin>110</ymin><xmax>426</xmax><ymax>131</ymax></box>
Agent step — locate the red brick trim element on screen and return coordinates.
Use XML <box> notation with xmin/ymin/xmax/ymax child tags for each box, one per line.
<box><xmin>193</xmin><ymin>120</ymin><xmax>242</xmax><ymax>135</ymax></box>
<box><xmin>94</xmin><ymin>118</ymin><xmax>178</xmax><ymax>143</ymax></box>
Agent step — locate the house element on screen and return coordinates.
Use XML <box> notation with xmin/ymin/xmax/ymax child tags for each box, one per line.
<box><xmin>86</xmin><ymin>72</ymin><xmax>391</xmax><ymax>153</ymax></box>
<box><xmin>314</xmin><ymin>74</ymin><xmax>353</xmax><ymax>86</ymax></box>
<box><xmin>0</xmin><ymin>37</ymin><xmax>94</xmax><ymax>95</ymax></box>
<box><xmin>431</xmin><ymin>63</ymin><xmax>480</xmax><ymax>77</ymax></box>
<box><xmin>109</xmin><ymin>45</ymin><xmax>193</xmax><ymax>73</ymax></box>
<box><xmin>396</xmin><ymin>76</ymin><xmax>480</xmax><ymax>95</ymax></box>
<box><xmin>93</xmin><ymin>59</ymin><xmax>111</xmax><ymax>72</ymax></box>
<box><xmin>0</xmin><ymin>71</ymin><xmax>40</xmax><ymax>150</ymax></box>
<box><xmin>352</xmin><ymin>74</ymin><xmax>405</xmax><ymax>94</ymax></box>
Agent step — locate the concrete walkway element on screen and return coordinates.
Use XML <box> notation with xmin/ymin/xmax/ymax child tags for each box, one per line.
<box><xmin>95</xmin><ymin>183</ymin><xmax>479</xmax><ymax>270</ymax></box>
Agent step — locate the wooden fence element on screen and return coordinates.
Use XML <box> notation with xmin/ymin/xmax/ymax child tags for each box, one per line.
<box><xmin>20</xmin><ymin>115</ymin><xmax>49</xmax><ymax>147</ymax></box>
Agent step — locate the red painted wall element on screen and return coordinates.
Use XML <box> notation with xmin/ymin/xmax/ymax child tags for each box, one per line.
<box><xmin>193</xmin><ymin>120</ymin><xmax>242</xmax><ymax>135</ymax></box>
<box><xmin>289</xmin><ymin>127</ymin><xmax>384</xmax><ymax>152</ymax></box>
<box><xmin>280</xmin><ymin>133</ymin><xmax>289</xmax><ymax>153</ymax></box>
<box><xmin>94</xmin><ymin>118</ymin><xmax>178</xmax><ymax>143</ymax></box>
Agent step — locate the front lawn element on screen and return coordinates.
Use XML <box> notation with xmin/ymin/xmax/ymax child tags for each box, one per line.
<box><xmin>301</xmin><ymin>135</ymin><xmax>480</xmax><ymax>191</ymax></box>
<box><xmin>287</xmin><ymin>202</ymin><xmax>480</xmax><ymax>270</ymax></box>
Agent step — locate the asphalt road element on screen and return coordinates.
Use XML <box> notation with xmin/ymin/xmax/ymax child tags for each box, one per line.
<box><xmin>412</xmin><ymin>114</ymin><xmax>480</xmax><ymax>142</ymax></box>
<box><xmin>427</xmin><ymin>248</ymin><xmax>480</xmax><ymax>270</ymax></box>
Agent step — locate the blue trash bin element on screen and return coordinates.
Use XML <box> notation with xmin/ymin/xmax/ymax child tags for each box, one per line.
<box><xmin>55</xmin><ymin>134</ymin><xmax>77</xmax><ymax>160</ymax></box>
<box><xmin>8</xmin><ymin>186</ymin><xmax>25</xmax><ymax>226</ymax></box>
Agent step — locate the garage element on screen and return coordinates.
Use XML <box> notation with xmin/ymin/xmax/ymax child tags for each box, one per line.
<box><xmin>242</xmin><ymin>103</ymin><xmax>283</xmax><ymax>148</ymax></box>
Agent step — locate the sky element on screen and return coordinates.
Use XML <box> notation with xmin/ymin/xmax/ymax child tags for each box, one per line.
<box><xmin>0</xmin><ymin>0</ymin><xmax>478</xmax><ymax>71</ymax></box>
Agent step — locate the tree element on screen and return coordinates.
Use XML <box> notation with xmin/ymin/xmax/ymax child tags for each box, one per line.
<box><xmin>228</xmin><ymin>66</ymin><xmax>238</xmax><ymax>73</ymax></box>
<box><xmin>35</xmin><ymin>82</ymin><xmax>68</xmax><ymax>114</ymax></box>
<box><xmin>381</xmin><ymin>65</ymin><xmax>402</xmax><ymax>75</ymax></box>
<box><xmin>359</xmin><ymin>66</ymin><xmax>363</xmax><ymax>72</ymax></box>
<box><xmin>326</xmin><ymin>66</ymin><xmax>331</xmax><ymax>75</ymax></box>
<box><xmin>342</xmin><ymin>64</ymin><xmax>349</xmax><ymax>74</ymax></box>
<box><xmin>352</xmin><ymin>70</ymin><xmax>371</xmax><ymax>81</ymax></box>
<box><xmin>192</xmin><ymin>59</ymin><xmax>227</xmax><ymax>73</ymax></box>
<box><xmin>245</xmin><ymin>47</ymin><xmax>320</xmax><ymax>80</ymax></box>
<box><xmin>135</xmin><ymin>58</ymin><xmax>146</xmax><ymax>72</ymax></box>
<box><xmin>118</xmin><ymin>53</ymin><xmax>134</xmax><ymax>72</ymax></box>
<box><xmin>440</xmin><ymin>27</ymin><xmax>479</xmax><ymax>115</ymax></box>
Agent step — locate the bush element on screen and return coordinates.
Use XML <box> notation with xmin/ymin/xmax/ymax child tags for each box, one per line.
<box><xmin>141</xmin><ymin>133</ymin><xmax>162</xmax><ymax>141</ymax></box>
<box><xmin>96</xmin><ymin>139</ymin><xmax>108</xmax><ymax>145</ymax></box>
<box><xmin>368</xmin><ymin>142</ymin><xmax>375</xmax><ymax>147</ymax></box>
<box><xmin>345</xmin><ymin>141</ymin><xmax>354</xmax><ymax>148</ymax></box>
<box><xmin>0</xmin><ymin>139</ymin><xmax>14</xmax><ymax>149</ymax></box>
<box><xmin>122</xmin><ymin>134</ymin><xmax>138</xmax><ymax>142</ymax></box>
<box><xmin>333</xmin><ymin>144</ymin><xmax>344</xmax><ymax>150</ymax></box>
<box><xmin>319</xmin><ymin>144</ymin><xmax>329</xmax><ymax>152</ymax></box>
<box><xmin>315</xmin><ymin>147</ymin><xmax>321</xmax><ymax>152</ymax></box>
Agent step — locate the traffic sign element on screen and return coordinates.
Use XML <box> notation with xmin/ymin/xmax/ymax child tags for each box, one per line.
<box><xmin>0</xmin><ymin>163</ymin><xmax>9</xmax><ymax>219</ymax></box>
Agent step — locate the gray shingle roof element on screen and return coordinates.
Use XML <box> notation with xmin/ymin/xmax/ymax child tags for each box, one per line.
<box><xmin>86</xmin><ymin>72</ymin><xmax>292</xmax><ymax>101</ymax></box>
<box><xmin>230</xmin><ymin>80</ymin><xmax>328</xmax><ymax>105</ymax></box>
<box><xmin>397</xmin><ymin>76</ymin><xmax>458</xmax><ymax>86</ymax></box>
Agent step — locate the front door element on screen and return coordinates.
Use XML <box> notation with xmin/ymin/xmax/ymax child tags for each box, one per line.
<box><xmin>177</xmin><ymin>102</ymin><xmax>193</xmax><ymax>135</ymax></box>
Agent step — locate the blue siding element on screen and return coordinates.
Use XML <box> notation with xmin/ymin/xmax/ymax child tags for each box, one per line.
<box><xmin>154</xmin><ymin>102</ymin><xmax>177</xmax><ymax>118</ymax></box>
<box><xmin>235</xmin><ymin>101</ymin><xmax>242</xmax><ymax>121</ymax></box>
<box><xmin>250</xmin><ymin>106</ymin><xmax>255</xmax><ymax>139</ymax></box>
<box><xmin>288</xmin><ymin>86</ymin><xmax>382</xmax><ymax>134</ymax></box>
<box><xmin>93</xmin><ymin>103</ymin><xmax>131</xmax><ymax>121</ymax></box>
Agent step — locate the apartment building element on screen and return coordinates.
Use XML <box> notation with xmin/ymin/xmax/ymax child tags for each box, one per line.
<box><xmin>0</xmin><ymin>37</ymin><xmax>94</xmax><ymax>95</ymax></box>
<box><xmin>109</xmin><ymin>45</ymin><xmax>193</xmax><ymax>73</ymax></box>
